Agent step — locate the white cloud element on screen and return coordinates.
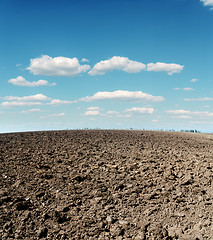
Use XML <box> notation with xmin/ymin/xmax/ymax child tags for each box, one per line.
<box><xmin>88</xmin><ymin>56</ymin><xmax>146</xmax><ymax>75</ymax></box>
<box><xmin>52</xmin><ymin>113</ymin><xmax>65</xmax><ymax>117</ymax></box>
<box><xmin>84</xmin><ymin>110</ymin><xmax>100</xmax><ymax>116</ymax></box>
<box><xmin>152</xmin><ymin>120</ymin><xmax>159</xmax><ymax>122</ymax></box>
<box><xmin>81</xmin><ymin>58</ymin><xmax>89</xmax><ymax>62</ymax></box>
<box><xmin>167</xmin><ymin>109</ymin><xmax>213</xmax><ymax>117</ymax></box>
<box><xmin>174</xmin><ymin>115</ymin><xmax>192</xmax><ymax>119</ymax></box>
<box><xmin>190</xmin><ymin>121</ymin><xmax>213</xmax><ymax>124</ymax></box>
<box><xmin>48</xmin><ymin>99</ymin><xmax>73</xmax><ymax>105</ymax></box>
<box><xmin>1</xmin><ymin>94</ymin><xmax>50</xmax><ymax>107</ymax></box>
<box><xmin>184</xmin><ymin>97</ymin><xmax>213</xmax><ymax>101</ymax></box>
<box><xmin>27</xmin><ymin>55</ymin><xmax>90</xmax><ymax>76</ymax></box>
<box><xmin>106</xmin><ymin>110</ymin><xmax>119</xmax><ymax>115</ymax></box>
<box><xmin>190</xmin><ymin>78</ymin><xmax>199</xmax><ymax>82</ymax></box>
<box><xmin>4</xmin><ymin>94</ymin><xmax>50</xmax><ymax>102</ymax></box>
<box><xmin>117</xmin><ymin>114</ymin><xmax>132</xmax><ymax>118</ymax></box>
<box><xmin>166</xmin><ymin>110</ymin><xmax>192</xmax><ymax>115</ymax></box>
<box><xmin>183</xmin><ymin>88</ymin><xmax>194</xmax><ymax>91</ymax></box>
<box><xmin>80</xmin><ymin>90</ymin><xmax>165</xmax><ymax>102</ymax></box>
<box><xmin>21</xmin><ymin>109</ymin><xmax>41</xmax><ymax>113</ymax></box>
<box><xmin>87</xmin><ymin>106</ymin><xmax>100</xmax><ymax>110</ymax></box>
<box><xmin>1</xmin><ymin>101</ymin><xmax>43</xmax><ymax>107</ymax></box>
<box><xmin>201</xmin><ymin>0</ymin><xmax>213</xmax><ymax>6</ymax></box>
<box><xmin>125</xmin><ymin>107</ymin><xmax>154</xmax><ymax>114</ymax></box>
<box><xmin>8</xmin><ymin>76</ymin><xmax>55</xmax><ymax>87</ymax></box>
<box><xmin>147</xmin><ymin>62</ymin><xmax>184</xmax><ymax>75</ymax></box>
<box><xmin>173</xmin><ymin>88</ymin><xmax>194</xmax><ymax>91</ymax></box>
<box><xmin>41</xmin><ymin>113</ymin><xmax>66</xmax><ymax>118</ymax></box>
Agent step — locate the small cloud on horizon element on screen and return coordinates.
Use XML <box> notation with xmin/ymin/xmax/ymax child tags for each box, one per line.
<box><xmin>125</xmin><ymin>107</ymin><xmax>154</xmax><ymax>114</ymax></box>
<box><xmin>166</xmin><ymin>109</ymin><xmax>213</xmax><ymax>117</ymax></box>
<box><xmin>183</xmin><ymin>88</ymin><xmax>194</xmax><ymax>91</ymax></box>
<box><xmin>147</xmin><ymin>62</ymin><xmax>184</xmax><ymax>75</ymax></box>
<box><xmin>41</xmin><ymin>113</ymin><xmax>66</xmax><ymax>118</ymax></box>
<box><xmin>84</xmin><ymin>110</ymin><xmax>101</xmax><ymax>116</ymax></box>
<box><xmin>20</xmin><ymin>109</ymin><xmax>42</xmax><ymax>113</ymax></box>
<box><xmin>190</xmin><ymin>78</ymin><xmax>199</xmax><ymax>82</ymax></box>
<box><xmin>3</xmin><ymin>94</ymin><xmax>50</xmax><ymax>102</ymax></box>
<box><xmin>80</xmin><ymin>90</ymin><xmax>165</xmax><ymax>102</ymax></box>
<box><xmin>8</xmin><ymin>76</ymin><xmax>55</xmax><ymax>87</ymax></box>
<box><xmin>1</xmin><ymin>101</ymin><xmax>43</xmax><ymax>107</ymax></box>
<box><xmin>173</xmin><ymin>87</ymin><xmax>194</xmax><ymax>91</ymax></box>
<box><xmin>87</xmin><ymin>106</ymin><xmax>100</xmax><ymax>111</ymax></box>
<box><xmin>81</xmin><ymin>58</ymin><xmax>89</xmax><ymax>62</ymax></box>
<box><xmin>184</xmin><ymin>97</ymin><xmax>213</xmax><ymax>101</ymax></box>
<box><xmin>48</xmin><ymin>99</ymin><xmax>73</xmax><ymax>105</ymax></box>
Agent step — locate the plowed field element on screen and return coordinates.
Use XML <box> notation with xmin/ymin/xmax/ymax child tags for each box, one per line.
<box><xmin>0</xmin><ymin>130</ymin><xmax>212</xmax><ymax>239</ymax></box>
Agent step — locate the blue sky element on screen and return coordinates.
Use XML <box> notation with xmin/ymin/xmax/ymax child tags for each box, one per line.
<box><xmin>0</xmin><ymin>0</ymin><xmax>213</xmax><ymax>133</ymax></box>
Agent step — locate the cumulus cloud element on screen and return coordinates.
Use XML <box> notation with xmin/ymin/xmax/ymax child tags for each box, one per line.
<box><xmin>184</xmin><ymin>97</ymin><xmax>213</xmax><ymax>101</ymax></box>
<box><xmin>84</xmin><ymin>110</ymin><xmax>101</xmax><ymax>116</ymax></box>
<box><xmin>166</xmin><ymin>109</ymin><xmax>213</xmax><ymax>117</ymax></box>
<box><xmin>27</xmin><ymin>55</ymin><xmax>90</xmax><ymax>76</ymax></box>
<box><xmin>1</xmin><ymin>94</ymin><xmax>50</xmax><ymax>107</ymax></box>
<box><xmin>1</xmin><ymin>101</ymin><xmax>43</xmax><ymax>107</ymax></box>
<box><xmin>21</xmin><ymin>109</ymin><xmax>41</xmax><ymax>113</ymax></box>
<box><xmin>88</xmin><ymin>56</ymin><xmax>146</xmax><ymax>75</ymax></box>
<box><xmin>1</xmin><ymin>94</ymin><xmax>75</xmax><ymax>108</ymax></box>
<box><xmin>48</xmin><ymin>99</ymin><xmax>73</xmax><ymax>105</ymax></box>
<box><xmin>147</xmin><ymin>62</ymin><xmax>184</xmax><ymax>75</ymax></box>
<box><xmin>8</xmin><ymin>76</ymin><xmax>55</xmax><ymax>87</ymax></box>
<box><xmin>4</xmin><ymin>94</ymin><xmax>50</xmax><ymax>102</ymax></box>
<box><xmin>200</xmin><ymin>0</ymin><xmax>213</xmax><ymax>6</ymax></box>
<box><xmin>80</xmin><ymin>90</ymin><xmax>164</xmax><ymax>102</ymax></box>
<box><xmin>125</xmin><ymin>107</ymin><xmax>154</xmax><ymax>114</ymax></box>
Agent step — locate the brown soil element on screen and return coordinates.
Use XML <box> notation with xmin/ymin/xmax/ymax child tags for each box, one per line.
<box><xmin>0</xmin><ymin>130</ymin><xmax>212</xmax><ymax>239</ymax></box>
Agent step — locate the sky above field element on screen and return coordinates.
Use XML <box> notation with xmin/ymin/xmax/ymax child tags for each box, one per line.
<box><xmin>0</xmin><ymin>0</ymin><xmax>213</xmax><ymax>133</ymax></box>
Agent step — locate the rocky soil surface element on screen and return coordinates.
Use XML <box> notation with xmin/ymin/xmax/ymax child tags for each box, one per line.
<box><xmin>0</xmin><ymin>130</ymin><xmax>212</xmax><ymax>239</ymax></box>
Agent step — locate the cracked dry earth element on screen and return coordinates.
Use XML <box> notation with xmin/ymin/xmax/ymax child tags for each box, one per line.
<box><xmin>0</xmin><ymin>130</ymin><xmax>213</xmax><ymax>240</ymax></box>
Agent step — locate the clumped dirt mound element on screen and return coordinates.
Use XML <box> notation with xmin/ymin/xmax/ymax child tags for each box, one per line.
<box><xmin>0</xmin><ymin>130</ymin><xmax>212</xmax><ymax>239</ymax></box>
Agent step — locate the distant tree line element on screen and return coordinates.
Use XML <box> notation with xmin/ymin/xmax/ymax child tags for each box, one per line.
<box><xmin>180</xmin><ymin>129</ymin><xmax>201</xmax><ymax>133</ymax></box>
<box><xmin>66</xmin><ymin>128</ymin><xmax>202</xmax><ymax>133</ymax></box>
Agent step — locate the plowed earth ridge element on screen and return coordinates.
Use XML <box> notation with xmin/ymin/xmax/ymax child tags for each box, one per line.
<box><xmin>0</xmin><ymin>130</ymin><xmax>212</xmax><ymax>239</ymax></box>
